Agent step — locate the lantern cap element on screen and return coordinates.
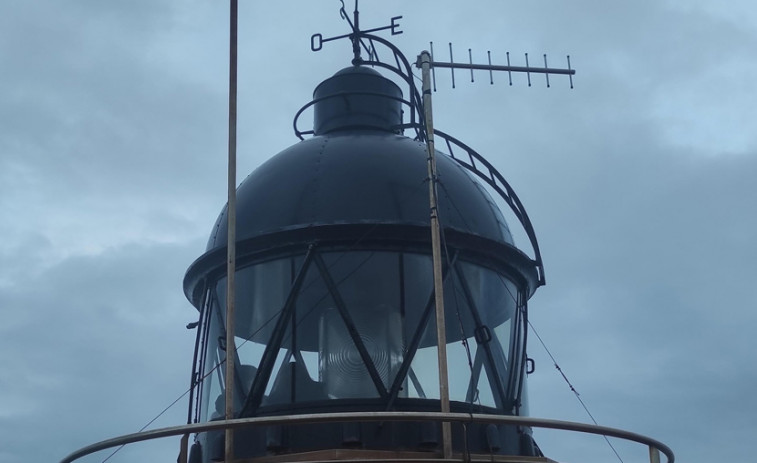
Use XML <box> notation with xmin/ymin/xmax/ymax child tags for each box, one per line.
<box><xmin>312</xmin><ymin>65</ymin><xmax>403</xmax><ymax>135</ymax></box>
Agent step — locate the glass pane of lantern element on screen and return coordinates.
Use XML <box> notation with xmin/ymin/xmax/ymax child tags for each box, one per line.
<box><xmin>447</xmin><ymin>336</ymin><xmax>497</xmax><ymax>408</ymax></box>
<box><xmin>404</xmin><ymin>261</ymin><xmax>520</xmax><ymax>411</ymax></box>
<box><xmin>234</xmin><ymin>336</ymin><xmax>264</xmax><ymax>388</ymax></box>
<box><xmin>214</xmin><ymin>257</ymin><xmax>296</xmax><ymax>361</ymax></box>
<box><xmin>406</xmin><ymin>318</ymin><xmax>440</xmax><ymax>400</ymax></box>
<box><xmin>319</xmin><ymin>308</ymin><xmax>384</xmax><ymax>398</ymax></box>
<box><xmin>299</xmin><ymin>350</ymin><xmax>319</xmax><ymax>379</ymax></box>
<box><xmin>290</xmin><ymin>254</ymin><xmax>339</xmax><ymax>353</ymax></box>
<box><xmin>478</xmin><ymin>360</ymin><xmax>498</xmax><ymax>407</ymax></box>
<box><xmin>519</xmin><ymin>372</ymin><xmax>530</xmax><ymax>416</ymax></box>
<box><xmin>444</xmin><ymin>267</ymin><xmax>477</xmax><ymax>404</ymax></box>
<box><xmin>501</xmin><ymin>301</ymin><xmax>525</xmax><ymax>406</ymax></box>
<box><xmin>458</xmin><ymin>262</ymin><xmax>518</xmax><ymax>404</ymax></box>
<box><xmin>261</xmin><ymin>347</ymin><xmax>289</xmax><ymax>404</ymax></box>
<box><xmin>400</xmin><ymin>253</ymin><xmax>434</xmax><ymax>347</ymax></box>
<box><xmin>201</xmin><ymin>298</ymin><xmax>226</xmax><ymax>422</ymax></box>
<box><xmin>203</xmin><ymin>289</ymin><xmax>263</xmax><ymax>419</ymax></box>
<box><xmin>262</xmin><ymin>259</ymin><xmax>334</xmax><ymax>405</ymax></box>
<box><xmin>317</xmin><ymin>251</ymin><xmax>404</xmax><ymax>398</ymax></box>
<box><xmin>457</xmin><ymin>261</ymin><xmax>517</xmax><ymax>330</ymax></box>
<box><xmin>263</xmin><ymin>351</ymin><xmax>329</xmax><ymax>406</ymax></box>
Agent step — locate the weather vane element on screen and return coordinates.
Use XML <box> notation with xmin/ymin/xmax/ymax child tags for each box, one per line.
<box><xmin>310</xmin><ymin>0</ymin><xmax>402</xmax><ymax>64</ymax></box>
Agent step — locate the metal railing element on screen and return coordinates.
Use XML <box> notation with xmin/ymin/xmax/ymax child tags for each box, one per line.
<box><xmin>59</xmin><ymin>411</ymin><xmax>674</xmax><ymax>463</ymax></box>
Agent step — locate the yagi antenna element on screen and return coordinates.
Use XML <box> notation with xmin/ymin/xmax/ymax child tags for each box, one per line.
<box><xmin>426</xmin><ymin>42</ymin><xmax>575</xmax><ymax>89</ymax></box>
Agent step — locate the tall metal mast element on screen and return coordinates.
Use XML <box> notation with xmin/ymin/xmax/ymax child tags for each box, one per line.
<box><xmin>413</xmin><ymin>39</ymin><xmax>575</xmax><ymax>461</ymax></box>
<box><xmin>224</xmin><ymin>0</ymin><xmax>239</xmax><ymax>461</ymax></box>
<box><xmin>419</xmin><ymin>50</ymin><xmax>453</xmax><ymax>460</ymax></box>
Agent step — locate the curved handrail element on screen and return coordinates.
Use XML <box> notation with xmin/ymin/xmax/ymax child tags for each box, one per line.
<box><xmin>59</xmin><ymin>411</ymin><xmax>674</xmax><ymax>463</ymax></box>
<box><xmin>431</xmin><ymin>127</ymin><xmax>545</xmax><ymax>286</ymax></box>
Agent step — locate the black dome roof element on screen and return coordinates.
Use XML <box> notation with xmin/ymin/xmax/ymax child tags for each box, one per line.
<box><xmin>205</xmin><ymin>65</ymin><xmax>513</xmax><ymax>251</ymax></box>
<box><xmin>206</xmin><ymin>130</ymin><xmax>513</xmax><ymax>251</ymax></box>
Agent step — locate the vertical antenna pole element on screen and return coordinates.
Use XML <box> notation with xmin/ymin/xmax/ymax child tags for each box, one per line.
<box><xmin>419</xmin><ymin>50</ymin><xmax>453</xmax><ymax>460</ymax></box>
<box><xmin>225</xmin><ymin>0</ymin><xmax>238</xmax><ymax>461</ymax></box>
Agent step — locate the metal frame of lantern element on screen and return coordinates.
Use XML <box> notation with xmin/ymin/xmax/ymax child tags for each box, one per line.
<box><xmin>182</xmin><ymin>222</ymin><xmax>539</xmax><ymax>410</ymax></box>
<box><xmin>180</xmin><ymin>229</ymin><xmax>537</xmax><ymax>458</ymax></box>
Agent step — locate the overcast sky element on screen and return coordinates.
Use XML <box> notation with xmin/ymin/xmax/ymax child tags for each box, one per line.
<box><xmin>1</xmin><ymin>1</ymin><xmax>756</xmax><ymax>462</ymax></box>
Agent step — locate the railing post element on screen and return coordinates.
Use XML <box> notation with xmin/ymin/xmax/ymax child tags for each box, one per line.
<box><xmin>178</xmin><ymin>434</ymin><xmax>189</xmax><ymax>463</ymax></box>
<box><xmin>649</xmin><ymin>445</ymin><xmax>661</xmax><ymax>463</ymax></box>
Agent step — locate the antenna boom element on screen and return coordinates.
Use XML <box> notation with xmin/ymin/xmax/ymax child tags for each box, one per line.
<box><xmin>430</xmin><ymin>60</ymin><xmax>575</xmax><ymax>76</ymax></box>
